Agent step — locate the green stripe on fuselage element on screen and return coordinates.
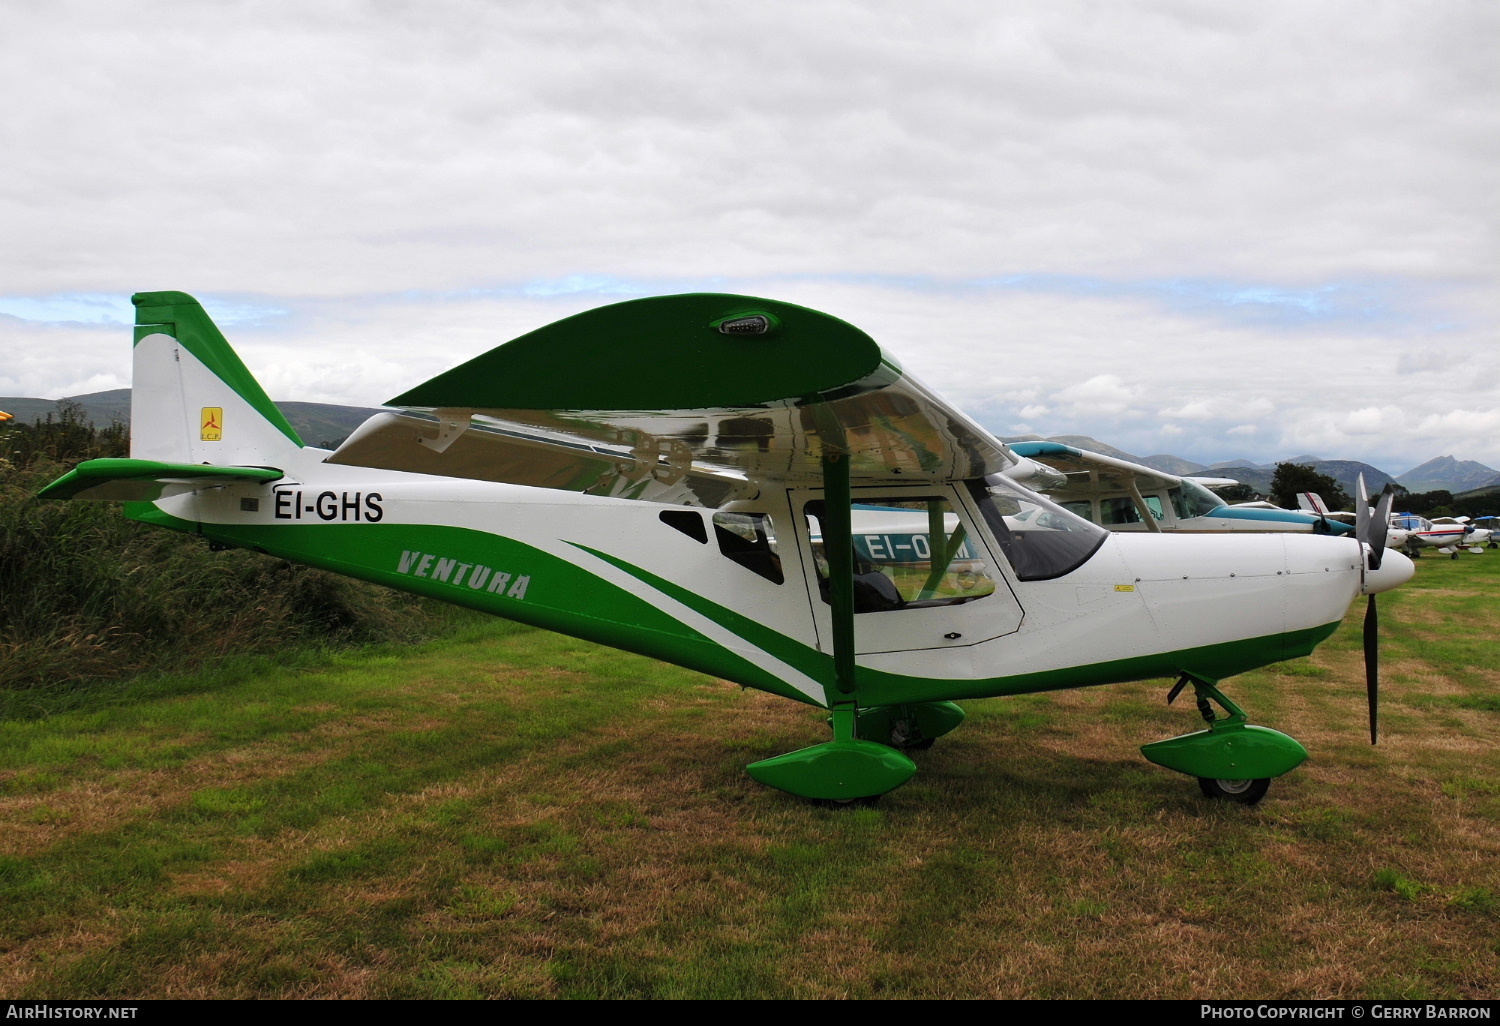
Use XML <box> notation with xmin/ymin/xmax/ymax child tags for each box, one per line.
<box><xmin>577</xmin><ymin>545</ymin><xmax>1342</xmax><ymax>707</ymax></box>
<box><xmin>126</xmin><ymin>506</ymin><xmax>1341</xmax><ymax>709</ymax></box>
<box><xmin>128</xmin><ymin>508</ymin><xmax>814</xmax><ymax>705</ymax></box>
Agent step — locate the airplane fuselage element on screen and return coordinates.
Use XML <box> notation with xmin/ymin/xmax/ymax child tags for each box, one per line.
<box><xmin>138</xmin><ymin>444</ymin><xmax>1396</xmax><ymax>711</ymax></box>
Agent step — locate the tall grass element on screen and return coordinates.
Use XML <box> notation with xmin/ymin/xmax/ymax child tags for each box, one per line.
<box><xmin>0</xmin><ymin>407</ymin><xmax>463</xmax><ymax>701</ymax></box>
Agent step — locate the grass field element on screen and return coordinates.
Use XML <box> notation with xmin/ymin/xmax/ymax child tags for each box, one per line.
<box><xmin>1</xmin><ymin>553</ymin><xmax>1496</xmax><ymax>999</ymax></box>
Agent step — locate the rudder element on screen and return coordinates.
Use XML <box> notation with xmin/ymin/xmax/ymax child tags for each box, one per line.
<box><xmin>130</xmin><ymin>291</ymin><xmax>303</xmax><ymax>466</ymax></box>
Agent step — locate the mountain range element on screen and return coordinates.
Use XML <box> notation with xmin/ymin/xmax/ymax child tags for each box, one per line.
<box><xmin>1002</xmin><ymin>432</ymin><xmax>1498</xmax><ymax>497</ymax></box>
<box><xmin>7</xmin><ymin>390</ymin><xmax>1500</xmax><ymax>496</ymax></box>
<box><xmin>1392</xmin><ymin>455</ymin><xmax>1500</xmax><ymax>495</ymax></box>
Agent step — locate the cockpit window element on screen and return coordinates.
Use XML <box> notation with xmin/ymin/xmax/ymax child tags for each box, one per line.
<box><xmin>965</xmin><ymin>475</ymin><xmax>1107</xmax><ymax>581</ymax></box>
<box><xmin>1170</xmin><ymin>480</ymin><xmax>1226</xmax><ymax>520</ymax></box>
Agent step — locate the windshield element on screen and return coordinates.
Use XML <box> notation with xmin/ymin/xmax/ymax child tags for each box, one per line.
<box><xmin>1171</xmin><ymin>480</ymin><xmax>1226</xmax><ymax>520</ymax></box>
<box><xmin>965</xmin><ymin>475</ymin><xmax>1107</xmax><ymax>581</ymax></box>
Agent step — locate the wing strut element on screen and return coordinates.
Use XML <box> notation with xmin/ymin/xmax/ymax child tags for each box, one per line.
<box><xmin>1124</xmin><ymin>478</ymin><xmax>1162</xmax><ymax>532</ymax></box>
<box><xmin>820</xmin><ymin>431</ymin><xmax>859</xmax><ymax>742</ymax></box>
<box><xmin>743</xmin><ymin>406</ymin><xmax>917</xmax><ymax>801</ymax></box>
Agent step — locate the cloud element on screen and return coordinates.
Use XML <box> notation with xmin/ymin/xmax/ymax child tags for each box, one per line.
<box><xmin>1413</xmin><ymin>408</ymin><xmax>1500</xmax><ymax>437</ymax></box>
<box><xmin>0</xmin><ymin>1</ymin><xmax>1494</xmax><ymax>475</ymax></box>
<box><xmin>1340</xmin><ymin>406</ymin><xmax>1404</xmax><ymax>435</ymax></box>
<box><xmin>1051</xmin><ymin>374</ymin><xmax>1141</xmax><ymax>416</ymax></box>
<box><xmin>1161</xmin><ymin>399</ymin><xmax>1219</xmax><ymax>421</ymax></box>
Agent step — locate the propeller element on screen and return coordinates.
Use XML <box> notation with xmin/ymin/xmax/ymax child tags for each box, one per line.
<box><xmin>1356</xmin><ymin>474</ymin><xmax>1394</xmax><ymax>744</ymax></box>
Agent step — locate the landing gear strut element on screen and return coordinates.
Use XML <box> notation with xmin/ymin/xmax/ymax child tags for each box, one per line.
<box><xmin>1142</xmin><ymin>676</ymin><xmax>1304</xmax><ymax>806</ymax></box>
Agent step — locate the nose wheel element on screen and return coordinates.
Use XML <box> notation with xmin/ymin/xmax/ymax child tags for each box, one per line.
<box><xmin>1197</xmin><ymin>777</ymin><xmax>1270</xmax><ymax>805</ymax></box>
<box><xmin>1143</xmin><ymin>677</ymin><xmax>1307</xmax><ymax>804</ymax></box>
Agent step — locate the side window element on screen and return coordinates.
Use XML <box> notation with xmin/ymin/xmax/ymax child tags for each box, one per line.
<box><xmin>804</xmin><ymin>497</ymin><xmax>998</xmax><ymax>613</ymax></box>
<box><xmin>1100</xmin><ymin>496</ymin><xmax>1141</xmax><ymax>525</ymax></box>
<box><xmin>1144</xmin><ymin>495</ymin><xmax>1165</xmax><ymax>520</ymax></box>
<box><xmin>1061</xmin><ymin>500</ymin><xmax>1095</xmax><ymax>523</ymax></box>
<box><xmin>713</xmin><ymin>512</ymin><xmax>784</xmax><ymax>585</ymax></box>
<box><xmin>659</xmin><ymin>509</ymin><xmax>707</xmax><ymax>543</ymax></box>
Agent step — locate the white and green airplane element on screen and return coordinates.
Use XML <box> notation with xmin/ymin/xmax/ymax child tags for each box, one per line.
<box><xmin>40</xmin><ymin>291</ymin><xmax>1413</xmax><ymax>805</ymax></box>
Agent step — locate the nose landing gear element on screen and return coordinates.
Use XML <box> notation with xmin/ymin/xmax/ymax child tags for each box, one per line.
<box><xmin>1142</xmin><ymin>675</ymin><xmax>1306</xmax><ymax>806</ymax></box>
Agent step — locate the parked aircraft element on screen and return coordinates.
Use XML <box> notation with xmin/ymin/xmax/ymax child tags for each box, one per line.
<box><xmin>1392</xmin><ymin>514</ymin><xmax>1474</xmax><ymax>558</ymax></box>
<box><xmin>1472</xmin><ymin>516</ymin><xmax>1500</xmax><ymax>548</ymax></box>
<box><xmin>39</xmin><ymin>292</ymin><xmax>1412</xmax><ymax>805</ymax></box>
<box><xmin>1428</xmin><ymin>516</ymin><xmax>1491</xmax><ymax>554</ymax></box>
<box><xmin>1007</xmin><ymin>442</ymin><xmax>1353</xmax><ymax>536</ymax></box>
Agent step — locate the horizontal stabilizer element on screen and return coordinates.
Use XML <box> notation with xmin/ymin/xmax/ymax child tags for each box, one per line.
<box><xmin>37</xmin><ymin>458</ymin><xmax>283</xmax><ymax>501</ymax></box>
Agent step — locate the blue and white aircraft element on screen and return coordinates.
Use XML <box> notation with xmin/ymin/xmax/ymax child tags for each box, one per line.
<box><xmin>1008</xmin><ymin>442</ymin><xmax>1353</xmax><ymax>537</ymax></box>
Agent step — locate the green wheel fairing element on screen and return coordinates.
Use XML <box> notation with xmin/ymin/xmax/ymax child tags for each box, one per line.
<box><xmin>575</xmin><ymin>545</ymin><xmax>1343</xmax><ymax>707</ymax></box>
<box><xmin>1141</xmin><ymin>724</ymin><xmax>1308</xmax><ymax>781</ymax></box>
<box><xmin>124</xmin><ymin>506</ymin><xmax>813</xmax><ymax>705</ymax></box>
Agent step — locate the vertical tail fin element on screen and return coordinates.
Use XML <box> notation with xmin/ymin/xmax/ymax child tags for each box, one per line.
<box><xmin>130</xmin><ymin>291</ymin><xmax>303</xmax><ymax>466</ymax></box>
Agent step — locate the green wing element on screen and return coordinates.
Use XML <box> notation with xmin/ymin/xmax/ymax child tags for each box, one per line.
<box><xmin>332</xmin><ymin>293</ymin><xmax>1016</xmax><ymax>496</ymax></box>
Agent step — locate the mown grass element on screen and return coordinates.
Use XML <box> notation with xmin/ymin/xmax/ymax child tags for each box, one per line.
<box><xmin>0</xmin><ymin>555</ymin><xmax>1496</xmax><ymax>999</ymax></box>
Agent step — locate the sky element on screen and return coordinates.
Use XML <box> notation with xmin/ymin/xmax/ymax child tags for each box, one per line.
<box><xmin>1</xmin><ymin>0</ymin><xmax>1496</xmax><ymax>474</ymax></box>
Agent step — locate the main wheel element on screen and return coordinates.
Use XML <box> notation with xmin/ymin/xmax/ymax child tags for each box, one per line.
<box><xmin>1197</xmin><ymin>777</ymin><xmax>1270</xmax><ymax>805</ymax></box>
<box><xmin>820</xmin><ymin>795</ymin><xmax>883</xmax><ymax>809</ymax></box>
<box><xmin>887</xmin><ymin>719</ymin><xmax>936</xmax><ymax>751</ymax></box>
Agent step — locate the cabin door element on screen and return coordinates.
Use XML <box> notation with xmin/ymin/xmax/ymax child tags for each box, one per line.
<box><xmin>787</xmin><ymin>484</ymin><xmax>1024</xmax><ymax>656</ymax></box>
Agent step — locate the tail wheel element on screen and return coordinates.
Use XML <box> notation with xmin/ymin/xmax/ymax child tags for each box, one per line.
<box><xmin>1197</xmin><ymin>777</ymin><xmax>1270</xmax><ymax>805</ymax></box>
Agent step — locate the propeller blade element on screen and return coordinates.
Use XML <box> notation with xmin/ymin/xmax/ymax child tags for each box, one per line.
<box><xmin>1355</xmin><ymin>474</ymin><xmax>1370</xmax><ymax>551</ymax></box>
<box><xmin>1369</xmin><ymin>488</ymin><xmax>1394</xmax><ymax>571</ymax></box>
<box><xmin>1363</xmin><ymin>594</ymin><xmax>1379</xmax><ymax>744</ymax></box>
